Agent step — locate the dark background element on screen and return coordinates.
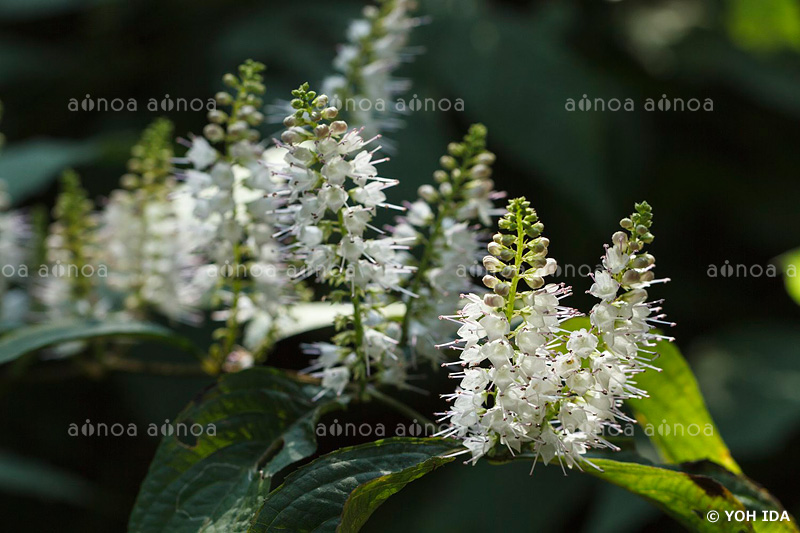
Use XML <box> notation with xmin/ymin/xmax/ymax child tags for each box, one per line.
<box><xmin>1</xmin><ymin>0</ymin><xmax>799</xmax><ymax>531</ymax></box>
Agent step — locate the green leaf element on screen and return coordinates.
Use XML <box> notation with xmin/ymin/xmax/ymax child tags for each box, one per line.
<box><xmin>681</xmin><ymin>461</ymin><xmax>797</xmax><ymax>530</ymax></box>
<box><xmin>780</xmin><ymin>248</ymin><xmax>800</xmax><ymax>306</ymax></box>
<box><xmin>588</xmin><ymin>458</ymin><xmax>753</xmax><ymax>532</ymax></box>
<box><xmin>628</xmin><ymin>340</ymin><xmax>741</xmax><ymax>474</ymax></box>
<box><xmin>726</xmin><ymin>0</ymin><xmax>800</xmax><ymax>53</ymax></box>
<box><xmin>250</xmin><ymin>438</ymin><xmax>457</xmax><ymax>533</ymax></box>
<box><xmin>128</xmin><ymin>367</ymin><xmax>347</xmax><ymax>533</ymax></box>
<box><xmin>588</xmin><ymin>458</ymin><xmax>799</xmax><ymax>533</ymax></box>
<box><xmin>0</xmin><ymin>319</ymin><xmax>197</xmax><ymax>365</ymax></box>
<box><xmin>0</xmin><ymin>138</ymin><xmax>102</xmax><ymax>205</ymax></box>
<box><xmin>0</xmin><ymin>450</ymin><xmax>98</xmax><ymax>506</ymax></box>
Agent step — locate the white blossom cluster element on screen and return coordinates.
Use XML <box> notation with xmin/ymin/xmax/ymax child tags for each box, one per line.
<box><xmin>177</xmin><ymin>62</ymin><xmax>295</xmax><ymax>365</ymax></box>
<box><xmin>36</xmin><ymin>171</ymin><xmax>110</xmax><ymax>320</ymax></box>
<box><xmin>99</xmin><ymin>120</ymin><xmax>200</xmax><ymax>323</ymax></box>
<box><xmin>588</xmin><ymin>201</ymin><xmax>673</xmax><ymax>379</ymax></box>
<box><xmin>321</xmin><ymin>0</ymin><xmax>422</xmax><ymax>138</ymax></box>
<box><xmin>439</xmin><ymin>198</ymin><xmax>671</xmax><ymax>470</ymax></box>
<box><xmin>394</xmin><ymin>123</ymin><xmax>504</xmax><ymax>363</ymax></box>
<box><xmin>0</xmin><ymin>181</ymin><xmax>30</xmax><ymax>321</ymax></box>
<box><xmin>100</xmin><ymin>189</ymin><xmax>199</xmax><ymax>323</ymax></box>
<box><xmin>268</xmin><ymin>84</ymin><xmax>414</xmax><ymax>395</ymax></box>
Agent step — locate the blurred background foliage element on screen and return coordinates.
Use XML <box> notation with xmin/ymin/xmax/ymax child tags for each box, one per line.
<box><xmin>1</xmin><ymin>0</ymin><xmax>800</xmax><ymax>531</ymax></box>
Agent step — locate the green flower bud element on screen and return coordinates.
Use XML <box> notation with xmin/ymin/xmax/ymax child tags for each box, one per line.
<box><xmin>322</xmin><ymin>107</ymin><xmax>339</xmax><ymax>119</ymax></box>
<box><xmin>521</xmin><ymin>272</ymin><xmax>544</xmax><ymax>289</ymax></box>
<box><xmin>215</xmin><ymin>91</ymin><xmax>233</xmax><ymax>106</ymax></box>
<box><xmin>470</xmin><ymin>164</ymin><xmax>491</xmax><ymax>179</ymax></box>
<box><xmin>203</xmin><ymin>123</ymin><xmax>225</xmax><ymax>142</ymax></box>
<box><xmin>439</xmin><ymin>155</ymin><xmax>457</xmax><ymax>170</ymax></box>
<box><xmin>330</xmin><ymin>121</ymin><xmax>348</xmax><ymax>135</ymax></box>
<box><xmin>501</xmin><ymin>265</ymin><xmax>516</xmax><ymax>279</ymax></box>
<box><xmin>222</xmin><ymin>73</ymin><xmax>238</xmax><ymax>87</ymax></box>
<box><xmin>483</xmin><ymin>256</ymin><xmax>505</xmax><ymax>273</ymax></box>
<box><xmin>433</xmin><ymin>170</ymin><xmax>448</xmax><ymax>183</ymax></box>
<box><xmin>314</xmin><ymin>124</ymin><xmax>330</xmax><ymax>138</ymax></box>
<box><xmin>494</xmin><ymin>282</ymin><xmax>510</xmax><ymax>297</ymax></box>
<box><xmin>484</xmin><ymin>293</ymin><xmax>505</xmax><ymax>307</ymax></box>
<box><xmin>418</xmin><ymin>184</ymin><xmax>438</xmax><ymax>202</ymax></box>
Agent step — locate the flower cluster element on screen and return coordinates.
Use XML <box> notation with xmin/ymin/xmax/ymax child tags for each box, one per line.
<box><xmin>395</xmin><ymin>123</ymin><xmax>504</xmax><ymax>363</ymax></box>
<box><xmin>439</xmin><ymin>198</ymin><xmax>671</xmax><ymax>470</ymax></box>
<box><xmin>321</xmin><ymin>0</ymin><xmax>423</xmax><ymax>138</ymax></box>
<box><xmin>178</xmin><ymin>60</ymin><xmax>293</xmax><ymax>371</ymax></box>
<box><xmin>0</xmin><ymin>181</ymin><xmax>29</xmax><ymax>321</ymax></box>
<box><xmin>37</xmin><ymin>170</ymin><xmax>107</xmax><ymax>319</ymax></box>
<box><xmin>99</xmin><ymin>119</ymin><xmax>200</xmax><ymax>323</ymax></box>
<box><xmin>588</xmin><ymin>201</ymin><xmax>673</xmax><ymax>372</ymax></box>
<box><xmin>0</xmin><ymin>103</ymin><xmax>30</xmax><ymax>321</ymax></box>
<box><xmin>268</xmin><ymin>83</ymin><xmax>412</xmax><ymax>395</ymax></box>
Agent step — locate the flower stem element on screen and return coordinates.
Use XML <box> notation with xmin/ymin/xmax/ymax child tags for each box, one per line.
<box><xmin>366</xmin><ymin>385</ymin><xmax>435</xmax><ymax>427</ymax></box>
<box><xmin>505</xmin><ymin>208</ymin><xmax>525</xmax><ymax>321</ymax></box>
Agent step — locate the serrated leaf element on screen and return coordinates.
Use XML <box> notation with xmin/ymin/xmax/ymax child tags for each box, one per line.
<box><xmin>0</xmin><ymin>319</ymin><xmax>197</xmax><ymax>365</ymax></box>
<box><xmin>627</xmin><ymin>340</ymin><xmax>740</xmax><ymax>474</ymax></box>
<box><xmin>128</xmin><ymin>367</ymin><xmax>347</xmax><ymax>533</ymax></box>
<box><xmin>560</xmin><ymin>317</ymin><xmax>739</xmax><ymax>473</ymax></box>
<box><xmin>681</xmin><ymin>461</ymin><xmax>798</xmax><ymax>533</ymax></box>
<box><xmin>250</xmin><ymin>438</ymin><xmax>457</xmax><ymax>533</ymax></box>
<box><xmin>588</xmin><ymin>457</ymin><xmax>752</xmax><ymax>532</ymax></box>
<box><xmin>589</xmin><ymin>458</ymin><xmax>798</xmax><ymax>533</ymax></box>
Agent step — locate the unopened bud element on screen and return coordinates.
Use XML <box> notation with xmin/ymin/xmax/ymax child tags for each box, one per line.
<box><xmin>482</xmin><ymin>275</ymin><xmax>499</xmax><ymax>288</ymax></box>
<box><xmin>494</xmin><ymin>282</ymin><xmax>510</xmax><ymax>297</ymax></box>
<box><xmin>330</xmin><ymin>120</ymin><xmax>347</xmax><ymax>135</ymax></box>
<box><xmin>439</xmin><ymin>155</ymin><xmax>457</xmax><ymax>170</ymax></box>
<box><xmin>621</xmin><ymin>270</ymin><xmax>641</xmax><ymax>286</ymax></box>
<box><xmin>470</xmin><ymin>164</ymin><xmax>491</xmax><ymax>179</ymax></box>
<box><xmin>215</xmin><ymin>91</ymin><xmax>233</xmax><ymax>106</ymax></box>
<box><xmin>418</xmin><ymin>184</ymin><xmax>437</xmax><ymax>202</ymax></box>
<box><xmin>483</xmin><ymin>256</ymin><xmax>505</xmax><ymax>273</ymax></box>
<box><xmin>484</xmin><ymin>294</ymin><xmax>504</xmax><ymax>307</ymax></box>
<box><xmin>203</xmin><ymin>123</ymin><xmax>225</xmax><ymax>143</ymax></box>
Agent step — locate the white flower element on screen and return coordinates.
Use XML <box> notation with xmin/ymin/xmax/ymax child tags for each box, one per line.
<box><xmin>588</xmin><ymin>270</ymin><xmax>619</xmax><ymax>301</ymax></box>
<box><xmin>439</xmin><ymin>198</ymin><xmax>668</xmax><ymax>471</ymax></box>
<box><xmin>271</xmin><ymin>93</ymin><xmax>411</xmax><ymax>393</ymax></box>
<box><xmin>186</xmin><ymin>137</ymin><xmax>218</xmax><ymax>169</ymax></box>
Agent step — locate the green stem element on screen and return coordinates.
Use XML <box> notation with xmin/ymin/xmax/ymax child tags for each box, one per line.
<box><xmin>221</xmin><ymin>242</ymin><xmax>243</xmax><ymax>360</ymax></box>
<box><xmin>366</xmin><ymin>385</ymin><xmax>435</xmax><ymax>428</ymax></box>
<box><xmin>505</xmin><ymin>208</ymin><xmax>526</xmax><ymax>321</ymax></box>
<box><xmin>399</xmin><ymin>206</ymin><xmax>446</xmax><ymax>346</ymax></box>
<box><xmin>338</xmin><ymin>210</ymin><xmax>368</xmax><ymax>391</ymax></box>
